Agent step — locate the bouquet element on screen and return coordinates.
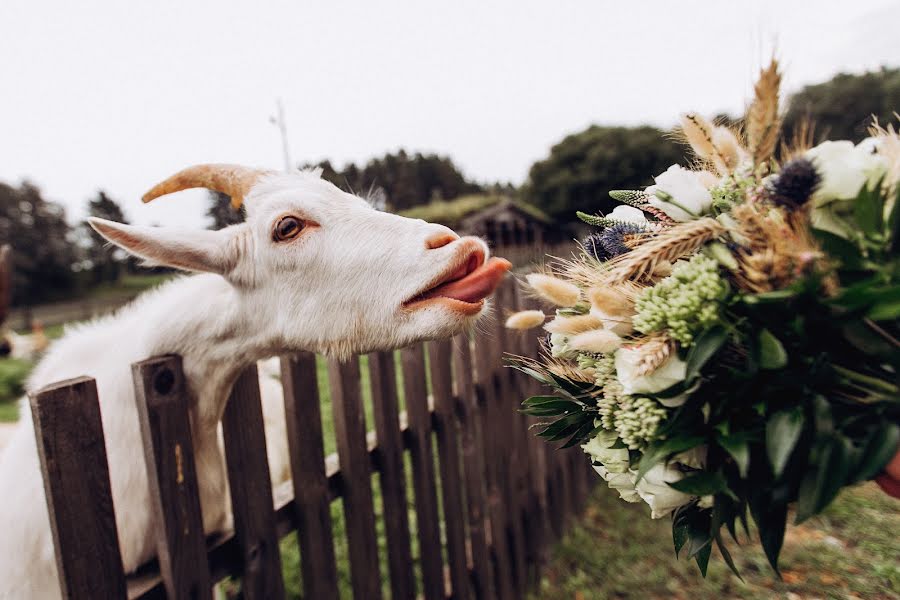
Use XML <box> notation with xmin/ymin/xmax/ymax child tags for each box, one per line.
<box><xmin>506</xmin><ymin>60</ymin><xmax>900</xmax><ymax>576</ymax></box>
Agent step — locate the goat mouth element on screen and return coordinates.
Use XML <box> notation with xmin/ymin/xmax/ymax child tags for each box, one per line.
<box><xmin>404</xmin><ymin>248</ymin><xmax>511</xmax><ymax>313</ymax></box>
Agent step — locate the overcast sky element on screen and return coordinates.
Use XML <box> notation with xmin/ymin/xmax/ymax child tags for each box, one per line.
<box><xmin>2</xmin><ymin>0</ymin><xmax>898</xmax><ymax>228</ymax></box>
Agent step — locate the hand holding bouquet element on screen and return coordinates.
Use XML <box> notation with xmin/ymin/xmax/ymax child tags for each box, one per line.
<box><xmin>507</xmin><ymin>60</ymin><xmax>900</xmax><ymax>576</ymax></box>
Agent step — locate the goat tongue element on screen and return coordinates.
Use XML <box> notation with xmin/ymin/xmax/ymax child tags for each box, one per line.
<box><xmin>426</xmin><ymin>257</ymin><xmax>511</xmax><ymax>303</ymax></box>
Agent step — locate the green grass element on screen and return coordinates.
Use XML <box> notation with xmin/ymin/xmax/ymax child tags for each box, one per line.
<box><xmin>0</xmin><ymin>358</ymin><xmax>32</xmax><ymax>422</ymax></box>
<box><xmin>531</xmin><ymin>482</ymin><xmax>900</xmax><ymax>599</ymax></box>
<box><xmin>83</xmin><ymin>273</ymin><xmax>174</xmax><ymax>301</ymax></box>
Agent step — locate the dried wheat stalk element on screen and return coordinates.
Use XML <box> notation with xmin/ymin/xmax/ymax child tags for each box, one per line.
<box><xmin>634</xmin><ymin>334</ymin><xmax>675</xmax><ymax>376</ymax></box>
<box><xmin>746</xmin><ymin>58</ymin><xmax>782</xmax><ymax>166</ymax></box>
<box><xmin>603</xmin><ymin>218</ymin><xmax>727</xmax><ymax>284</ymax></box>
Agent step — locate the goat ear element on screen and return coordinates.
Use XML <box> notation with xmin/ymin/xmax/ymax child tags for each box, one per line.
<box><xmin>88</xmin><ymin>218</ymin><xmax>245</xmax><ymax>276</ymax></box>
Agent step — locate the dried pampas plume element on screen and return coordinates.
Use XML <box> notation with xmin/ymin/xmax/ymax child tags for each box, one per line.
<box><xmin>587</xmin><ymin>287</ymin><xmax>632</xmax><ymax>317</ymax></box>
<box><xmin>569</xmin><ymin>329</ymin><xmax>623</xmax><ymax>354</ymax></box>
<box><xmin>746</xmin><ymin>58</ymin><xmax>782</xmax><ymax>166</ymax></box>
<box><xmin>525</xmin><ymin>273</ymin><xmax>581</xmax><ymax>307</ymax></box>
<box><xmin>544</xmin><ymin>313</ymin><xmax>604</xmax><ymax>335</ymax></box>
<box><xmin>505</xmin><ymin>310</ymin><xmax>546</xmax><ymax>330</ymax></box>
<box><xmin>603</xmin><ymin>218</ymin><xmax>727</xmax><ymax>284</ymax></box>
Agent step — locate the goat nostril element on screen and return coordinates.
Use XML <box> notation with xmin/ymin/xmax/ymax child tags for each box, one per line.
<box><xmin>425</xmin><ymin>232</ymin><xmax>459</xmax><ymax>250</ymax></box>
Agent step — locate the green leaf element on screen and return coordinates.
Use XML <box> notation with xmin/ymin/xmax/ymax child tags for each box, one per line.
<box><xmin>868</xmin><ymin>298</ymin><xmax>900</xmax><ymax>321</ymax></box>
<box><xmin>718</xmin><ymin>435</ymin><xmax>750</xmax><ymax>478</ymax></box>
<box><xmin>520</xmin><ymin>396</ymin><xmax>579</xmax><ymax>416</ymax></box>
<box><xmin>750</xmin><ymin>497</ymin><xmax>787</xmax><ymax>575</ymax></box>
<box><xmin>853</xmin><ymin>181</ymin><xmax>883</xmax><ymax>235</ymax></box>
<box><xmin>766</xmin><ymin>408</ymin><xmax>805</xmax><ymax>477</ymax></box>
<box><xmin>673</xmin><ymin>520</ymin><xmax>689</xmax><ymax>558</ymax></box>
<box><xmin>758</xmin><ymin>329</ymin><xmax>788</xmax><ymax>370</ymax></box>
<box><xmin>813</xmin><ymin>228</ymin><xmax>863</xmax><ymax>268</ymax></box>
<box><xmin>694</xmin><ymin>542</ymin><xmax>712</xmax><ymax>577</ymax></box>
<box><xmin>855</xmin><ymin>424</ymin><xmax>900</xmax><ymax>482</ymax></box>
<box><xmin>669</xmin><ymin>471</ymin><xmax>727</xmax><ymax>496</ymax></box>
<box><xmin>685</xmin><ymin>326</ymin><xmax>729</xmax><ymax>381</ymax></box>
<box><xmin>795</xmin><ymin>435</ymin><xmax>852</xmax><ymax>523</ymax></box>
<box><xmin>715</xmin><ymin>532</ymin><xmax>744</xmax><ymax>581</ymax></box>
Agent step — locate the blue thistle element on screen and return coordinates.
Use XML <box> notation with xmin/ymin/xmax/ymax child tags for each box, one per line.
<box><xmin>599</xmin><ymin>223</ymin><xmax>645</xmax><ymax>258</ymax></box>
<box><xmin>769</xmin><ymin>158</ymin><xmax>820</xmax><ymax>210</ymax></box>
<box><xmin>582</xmin><ymin>233</ymin><xmax>609</xmax><ymax>261</ymax></box>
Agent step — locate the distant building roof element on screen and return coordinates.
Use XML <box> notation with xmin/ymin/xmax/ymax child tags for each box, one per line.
<box><xmin>399</xmin><ymin>194</ymin><xmax>552</xmax><ymax>231</ymax></box>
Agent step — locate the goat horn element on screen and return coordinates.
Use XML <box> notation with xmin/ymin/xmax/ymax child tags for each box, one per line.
<box><xmin>142</xmin><ymin>164</ymin><xmax>274</xmax><ymax>209</ymax></box>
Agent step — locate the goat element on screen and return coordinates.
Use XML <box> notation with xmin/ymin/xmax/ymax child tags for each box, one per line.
<box><xmin>0</xmin><ymin>164</ymin><xmax>510</xmax><ymax>599</ymax></box>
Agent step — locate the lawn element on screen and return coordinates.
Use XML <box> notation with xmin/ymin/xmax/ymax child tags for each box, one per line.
<box><xmin>532</xmin><ymin>481</ymin><xmax>900</xmax><ymax>599</ymax></box>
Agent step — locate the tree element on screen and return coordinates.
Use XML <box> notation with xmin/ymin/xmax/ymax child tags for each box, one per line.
<box><xmin>783</xmin><ymin>67</ymin><xmax>900</xmax><ymax>143</ymax></box>
<box><xmin>207</xmin><ymin>191</ymin><xmax>245</xmax><ymax>230</ymax></box>
<box><xmin>301</xmin><ymin>150</ymin><xmax>482</xmax><ymax>211</ymax></box>
<box><xmin>83</xmin><ymin>191</ymin><xmax>129</xmax><ymax>283</ymax></box>
<box><xmin>0</xmin><ymin>181</ymin><xmax>78</xmax><ymax>306</ymax></box>
<box><xmin>525</xmin><ymin>125</ymin><xmax>684</xmax><ymax>221</ymax></box>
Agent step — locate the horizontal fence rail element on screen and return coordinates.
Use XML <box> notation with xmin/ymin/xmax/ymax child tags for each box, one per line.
<box><xmin>29</xmin><ymin>278</ymin><xmax>595</xmax><ymax>600</ymax></box>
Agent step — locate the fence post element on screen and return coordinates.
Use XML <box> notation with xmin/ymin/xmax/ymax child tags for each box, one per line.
<box><xmin>400</xmin><ymin>344</ymin><xmax>446</xmax><ymax>600</ymax></box>
<box><xmin>222</xmin><ymin>365</ymin><xmax>286</xmax><ymax>600</ymax></box>
<box><xmin>280</xmin><ymin>353</ymin><xmax>340</xmax><ymax>600</ymax></box>
<box><xmin>329</xmin><ymin>357</ymin><xmax>382</xmax><ymax>600</ymax></box>
<box><xmin>30</xmin><ymin>376</ymin><xmax>127</xmax><ymax>600</ymax></box>
<box><xmin>132</xmin><ymin>355</ymin><xmax>213</xmax><ymax>600</ymax></box>
<box><xmin>452</xmin><ymin>334</ymin><xmax>496</xmax><ymax>599</ymax></box>
<box><xmin>428</xmin><ymin>339</ymin><xmax>471</xmax><ymax>600</ymax></box>
<box><xmin>369</xmin><ymin>351</ymin><xmax>416</xmax><ymax>600</ymax></box>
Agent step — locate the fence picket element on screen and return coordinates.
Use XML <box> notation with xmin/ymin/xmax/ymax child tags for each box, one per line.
<box><xmin>428</xmin><ymin>339</ymin><xmax>471</xmax><ymax>600</ymax></box>
<box><xmin>222</xmin><ymin>365</ymin><xmax>286</xmax><ymax>600</ymax></box>
<box><xmin>329</xmin><ymin>357</ymin><xmax>383</xmax><ymax>600</ymax></box>
<box><xmin>452</xmin><ymin>335</ymin><xmax>495</xmax><ymax>600</ymax></box>
<box><xmin>30</xmin><ymin>376</ymin><xmax>128</xmax><ymax>600</ymax></box>
<box><xmin>400</xmin><ymin>344</ymin><xmax>445</xmax><ymax>600</ymax></box>
<box><xmin>473</xmin><ymin>329</ymin><xmax>515</xmax><ymax>600</ymax></box>
<box><xmin>369</xmin><ymin>351</ymin><xmax>417</xmax><ymax>600</ymax></box>
<box><xmin>132</xmin><ymin>356</ymin><xmax>213</xmax><ymax>600</ymax></box>
<box><xmin>280</xmin><ymin>353</ymin><xmax>340</xmax><ymax>600</ymax></box>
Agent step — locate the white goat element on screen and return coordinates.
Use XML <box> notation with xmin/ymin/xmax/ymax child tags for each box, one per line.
<box><xmin>0</xmin><ymin>164</ymin><xmax>510</xmax><ymax>599</ymax></box>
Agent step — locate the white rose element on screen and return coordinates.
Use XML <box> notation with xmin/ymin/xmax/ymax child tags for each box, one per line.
<box><xmin>593</xmin><ymin>464</ymin><xmax>641</xmax><ymax>503</ymax></box>
<box><xmin>608</xmin><ymin>205</ymin><xmax>649</xmax><ymax>226</ymax></box>
<box><xmin>614</xmin><ymin>347</ymin><xmax>689</xmax><ymax>407</ymax></box>
<box><xmin>646</xmin><ymin>165</ymin><xmax>714</xmax><ymax>221</ymax></box>
<box><xmin>635</xmin><ymin>463</ymin><xmax>692</xmax><ymax>519</ymax></box>
<box><xmin>806</xmin><ymin>140</ymin><xmax>887</xmax><ymax>206</ymax></box>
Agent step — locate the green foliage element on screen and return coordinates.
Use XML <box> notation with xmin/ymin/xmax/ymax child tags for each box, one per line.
<box><xmin>0</xmin><ymin>181</ymin><xmax>78</xmax><ymax>306</ymax></box>
<box><xmin>0</xmin><ymin>358</ymin><xmax>31</xmax><ymax>421</ymax></box>
<box><xmin>302</xmin><ymin>149</ymin><xmax>483</xmax><ymax>212</ymax></box>
<box><xmin>526</xmin><ymin>125</ymin><xmax>684</xmax><ymax>221</ymax></box>
<box><xmin>783</xmin><ymin>67</ymin><xmax>900</xmax><ymax>143</ymax></box>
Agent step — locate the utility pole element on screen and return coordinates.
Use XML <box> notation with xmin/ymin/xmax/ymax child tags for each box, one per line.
<box><xmin>269</xmin><ymin>98</ymin><xmax>292</xmax><ymax>172</ymax></box>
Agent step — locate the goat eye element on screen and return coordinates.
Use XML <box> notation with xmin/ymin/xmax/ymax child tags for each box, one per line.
<box><xmin>273</xmin><ymin>216</ymin><xmax>304</xmax><ymax>241</ymax></box>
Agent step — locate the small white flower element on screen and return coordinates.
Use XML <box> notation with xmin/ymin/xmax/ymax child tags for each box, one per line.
<box><xmin>614</xmin><ymin>347</ymin><xmax>689</xmax><ymax>407</ymax></box>
<box><xmin>806</xmin><ymin>140</ymin><xmax>887</xmax><ymax>206</ymax></box>
<box><xmin>608</xmin><ymin>205</ymin><xmax>649</xmax><ymax>225</ymax></box>
<box><xmin>635</xmin><ymin>463</ymin><xmax>692</xmax><ymax>519</ymax></box>
<box><xmin>646</xmin><ymin>165</ymin><xmax>714</xmax><ymax>221</ymax></box>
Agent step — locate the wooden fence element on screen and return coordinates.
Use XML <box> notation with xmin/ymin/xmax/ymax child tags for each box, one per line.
<box><xmin>29</xmin><ymin>279</ymin><xmax>595</xmax><ymax>600</ymax></box>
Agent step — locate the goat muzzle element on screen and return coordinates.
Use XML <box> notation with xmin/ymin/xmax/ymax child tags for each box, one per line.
<box><xmin>142</xmin><ymin>164</ymin><xmax>274</xmax><ymax>209</ymax></box>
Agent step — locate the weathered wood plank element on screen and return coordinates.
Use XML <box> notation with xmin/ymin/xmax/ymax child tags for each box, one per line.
<box><xmin>452</xmin><ymin>335</ymin><xmax>495</xmax><ymax>600</ymax></box>
<box><xmin>30</xmin><ymin>376</ymin><xmax>128</xmax><ymax>600</ymax></box>
<box><xmin>329</xmin><ymin>357</ymin><xmax>382</xmax><ymax>600</ymax></box>
<box><xmin>400</xmin><ymin>344</ymin><xmax>445</xmax><ymax>600</ymax></box>
<box><xmin>369</xmin><ymin>351</ymin><xmax>416</xmax><ymax>600</ymax></box>
<box><xmin>132</xmin><ymin>355</ymin><xmax>213</xmax><ymax>600</ymax></box>
<box><xmin>428</xmin><ymin>339</ymin><xmax>470</xmax><ymax>600</ymax></box>
<box><xmin>473</xmin><ymin>331</ymin><xmax>515</xmax><ymax>600</ymax></box>
<box><xmin>222</xmin><ymin>365</ymin><xmax>285</xmax><ymax>600</ymax></box>
<box><xmin>280</xmin><ymin>353</ymin><xmax>340</xmax><ymax>600</ymax></box>
<box><xmin>491</xmin><ymin>281</ymin><xmax>528</xmax><ymax>596</ymax></box>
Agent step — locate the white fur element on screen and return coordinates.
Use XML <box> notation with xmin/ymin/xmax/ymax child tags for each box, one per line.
<box><xmin>0</xmin><ymin>171</ymin><xmax>491</xmax><ymax>599</ymax></box>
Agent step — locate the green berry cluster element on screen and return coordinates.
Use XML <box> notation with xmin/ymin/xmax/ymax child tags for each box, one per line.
<box><xmin>633</xmin><ymin>254</ymin><xmax>729</xmax><ymax>347</ymax></box>
<box><xmin>612</xmin><ymin>395</ymin><xmax>667</xmax><ymax>450</ymax></box>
